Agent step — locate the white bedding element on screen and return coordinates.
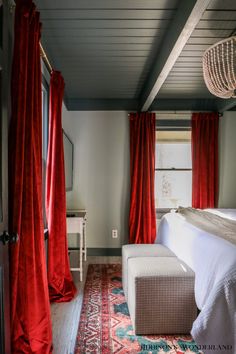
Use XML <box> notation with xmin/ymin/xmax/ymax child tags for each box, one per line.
<box><xmin>156</xmin><ymin>209</ymin><xmax>236</xmax><ymax>354</ymax></box>
<box><xmin>205</xmin><ymin>208</ymin><xmax>236</xmax><ymax>221</ymax></box>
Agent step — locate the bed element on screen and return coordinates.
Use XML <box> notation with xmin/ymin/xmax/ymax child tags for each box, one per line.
<box><xmin>156</xmin><ymin>208</ymin><xmax>236</xmax><ymax>354</ymax></box>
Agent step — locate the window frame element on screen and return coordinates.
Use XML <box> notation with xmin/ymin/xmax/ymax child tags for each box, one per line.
<box><xmin>42</xmin><ymin>76</ymin><xmax>49</xmax><ymax>229</ymax></box>
<box><xmin>155</xmin><ymin>119</ymin><xmax>192</xmax><ymax>216</ymax></box>
<box><xmin>42</xmin><ymin>76</ymin><xmax>49</xmax><ymax>161</ymax></box>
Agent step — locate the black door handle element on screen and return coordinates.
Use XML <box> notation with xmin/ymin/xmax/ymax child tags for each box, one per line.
<box><xmin>0</xmin><ymin>231</ymin><xmax>19</xmax><ymax>245</ymax></box>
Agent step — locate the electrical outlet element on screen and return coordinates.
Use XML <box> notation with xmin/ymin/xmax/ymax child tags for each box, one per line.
<box><xmin>112</xmin><ymin>229</ymin><xmax>118</xmax><ymax>238</ymax></box>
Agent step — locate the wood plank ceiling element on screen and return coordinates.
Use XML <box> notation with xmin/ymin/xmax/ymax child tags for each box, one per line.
<box><xmin>35</xmin><ymin>0</ymin><xmax>236</xmax><ymax>111</ymax></box>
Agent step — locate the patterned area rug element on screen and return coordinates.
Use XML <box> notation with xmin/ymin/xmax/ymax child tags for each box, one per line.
<box><xmin>75</xmin><ymin>264</ymin><xmax>201</xmax><ymax>354</ymax></box>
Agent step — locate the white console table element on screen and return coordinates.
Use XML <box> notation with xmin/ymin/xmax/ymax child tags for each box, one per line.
<box><xmin>66</xmin><ymin>209</ymin><xmax>87</xmax><ymax>281</ymax></box>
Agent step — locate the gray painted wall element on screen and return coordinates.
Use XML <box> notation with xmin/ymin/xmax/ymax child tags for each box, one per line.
<box><xmin>62</xmin><ymin>106</ymin><xmax>130</xmax><ymax>248</ymax></box>
<box><xmin>218</xmin><ymin>111</ymin><xmax>236</xmax><ymax>208</ymax></box>
<box><xmin>62</xmin><ymin>106</ymin><xmax>236</xmax><ymax>249</ymax></box>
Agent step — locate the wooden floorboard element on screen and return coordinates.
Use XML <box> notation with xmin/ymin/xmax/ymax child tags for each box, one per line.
<box><xmin>51</xmin><ymin>255</ymin><xmax>121</xmax><ymax>354</ymax></box>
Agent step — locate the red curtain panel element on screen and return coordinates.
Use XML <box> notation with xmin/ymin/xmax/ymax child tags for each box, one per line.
<box><xmin>129</xmin><ymin>112</ymin><xmax>156</xmax><ymax>244</ymax></box>
<box><xmin>46</xmin><ymin>71</ymin><xmax>76</xmax><ymax>302</ymax></box>
<box><xmin>8</xmin><ymin>1</ymin><xmax>52</xmax><ymax>352</ymax></box>
<box><xmin>191</xmin><ymin>112</ymin><xmax>219</xmax><ymax>209</ymax></box>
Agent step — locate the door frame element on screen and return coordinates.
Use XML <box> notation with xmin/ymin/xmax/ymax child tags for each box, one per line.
<box><xmin>0</xmin><ymin>1</ymin><xmax>13</xmax><ymax>353</ymax></box>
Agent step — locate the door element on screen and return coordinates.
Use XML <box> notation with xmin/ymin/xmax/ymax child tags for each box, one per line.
<box><xmin>0</xmin><ymin>1</ymin><xmax>13</xmax><ymax>353</ymax></box>
<box><xmin>0</xmin><ymin>79</ymin><xmax>10</xmax><ymax>353</ymax></box>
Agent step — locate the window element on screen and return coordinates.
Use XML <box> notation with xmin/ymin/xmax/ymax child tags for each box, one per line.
<box><xmin>155</xmin><ymin>120</ymin><xmax>192</xmax><ymax>210</ymax></box>
<box><xmin>42</xmin><ymin>78</ymin><xmax>49</xmax><ymax>162</ymax></box>
<box><xmin>42</xmin><ymin>77</ymin><xmax>49</xmax><ymax>226</ymax></box>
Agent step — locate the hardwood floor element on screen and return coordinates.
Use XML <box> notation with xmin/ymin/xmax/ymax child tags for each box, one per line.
<box><xmin>51</xmin><ymin>254</ymin><xmax>121</xmax><ymax>354</ymax></box>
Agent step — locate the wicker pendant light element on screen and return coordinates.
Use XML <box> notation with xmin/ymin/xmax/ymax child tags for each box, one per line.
<box><xmin>202</xmin><ymin>36</ymin><xmax>236</xmax><ymax>99</ymax></box>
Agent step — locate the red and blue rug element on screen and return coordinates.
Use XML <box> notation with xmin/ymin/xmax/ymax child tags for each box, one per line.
<box><xmin>75</xmin><ymin>264</ymin><xmax>201</xmax><ymax>354</ymax></box>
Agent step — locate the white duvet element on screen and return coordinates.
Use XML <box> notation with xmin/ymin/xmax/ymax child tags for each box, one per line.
<box><xmin>156</xmin><ymin>209</ymin><xmax>236</xmax><ymax>354</ymax></box>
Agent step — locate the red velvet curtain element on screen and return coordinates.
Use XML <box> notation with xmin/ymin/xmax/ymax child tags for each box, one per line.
<box><xmin>191</xmin><ymin>112</ymin><xmax>219</xmax><ymax>209</ymax></box>
<box><xmin>129</xmin><ymin>112</ymin><xmax>156</xmax><ymax>244</ymax></box>
<box><xmin>46</xmin><ymin>71</ymin><xmax>76</xmax><ymax>302</ymax></box>
<box><xmin>8</xmin><ymin>1</ymin><xmax>52</xmax><ymax>352</ymax></box>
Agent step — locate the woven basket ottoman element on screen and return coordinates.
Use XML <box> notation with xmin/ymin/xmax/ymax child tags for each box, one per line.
<box><xmin>122</xmin><ymin>244</ymin><xmax>175</xmax><ymax>301</ymax></box>
<box><xmin>127</xmin><ymin>257</ymin><xmax>197</xmax><ymax>335</ymax></box>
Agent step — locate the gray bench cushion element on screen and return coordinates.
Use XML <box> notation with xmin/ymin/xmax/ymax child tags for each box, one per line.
<box><xmin>128</xmin><ymin>257</ymin><xmax>197</xmax><ymax>335</ymax></box>
<box><xmin>122</xmin><ymin>244</ymin><xmax>175</xmax><ymax>300</ymax></box>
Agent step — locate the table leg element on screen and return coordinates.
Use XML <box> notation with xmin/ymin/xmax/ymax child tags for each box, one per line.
<box><xmin>80</xmin><ymin>232</ymin><xmax>83</xmax><ymax>282</ymax></box>
<box><xmin>83</xmin><ymin>221</ymin><xmax>87</xmax><ymax>261</ymax></box>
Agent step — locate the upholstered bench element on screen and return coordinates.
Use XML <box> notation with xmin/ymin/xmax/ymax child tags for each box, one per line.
<box><xmin>122</xmin><ymin>244</ymin><xmax>175</xmax><ymax>300</ymax></box>
<box><xmin>127</xmin><ymin>257</ymin><xmax>197</xmax><ymax>335</ymax></box>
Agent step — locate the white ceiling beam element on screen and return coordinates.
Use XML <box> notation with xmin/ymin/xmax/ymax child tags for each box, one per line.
<box><xmin>139</xmin><ymin>0</ymin><xmax>212</xmax><ymax>112</ymax></box>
